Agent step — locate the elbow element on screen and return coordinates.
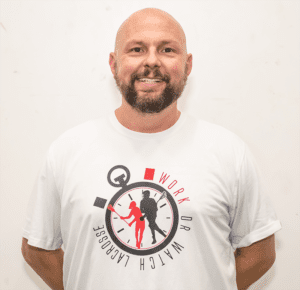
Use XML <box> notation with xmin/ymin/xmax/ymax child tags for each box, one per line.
<box><xmin>255</xmin><ymin>254</ymin><xmax>276</xmax><ymax>275</ymax></box>
<box><xmin>263</xmin><ymin>254</ymin><xmax>276</xmax><ymax>271</ymax></box>
<box><xmin>21</xmin><ymin>238</ymin><xmax>31</xmax><ymax>263</ymax></box>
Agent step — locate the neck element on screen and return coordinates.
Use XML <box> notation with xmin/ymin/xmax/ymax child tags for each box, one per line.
<box><xmin>115</xmin><ymin>100</ymin><xmax>181</xmax><ymax>133</ymax></box>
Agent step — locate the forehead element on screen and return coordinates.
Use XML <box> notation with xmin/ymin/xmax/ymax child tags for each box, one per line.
<box><xmin>117</xmin><ymin>14</ymin><xmax>185</xmax><ymax>51</ymax></box>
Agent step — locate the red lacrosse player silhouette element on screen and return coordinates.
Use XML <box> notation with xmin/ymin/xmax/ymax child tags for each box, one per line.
<box><xmin>120</xmin><ymin>201</ymin><xmax>145</xmax><ymax>249</ymax></box>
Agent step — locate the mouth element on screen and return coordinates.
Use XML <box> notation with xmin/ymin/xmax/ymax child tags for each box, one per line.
<box><xmin>137</xmin><ymin>78</ymin><xmax>163</xmax><ymax>84</ymax></box>
<box><xmin>136</xmin><ymin>78</ymin><xmax>165</xmax><ymax>90</ymax></box>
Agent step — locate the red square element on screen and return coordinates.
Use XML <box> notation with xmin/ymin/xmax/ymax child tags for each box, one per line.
<box><xmin>144</xmin><ymin>168</ymin><xmax>155</xmax><ymax>180</ymax></box>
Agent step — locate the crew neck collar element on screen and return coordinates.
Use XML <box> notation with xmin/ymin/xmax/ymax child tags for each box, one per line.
<box><xmin>108</xmin><ymin>110</ymin><xmax>187</xmax><ymax>140</ymax></box>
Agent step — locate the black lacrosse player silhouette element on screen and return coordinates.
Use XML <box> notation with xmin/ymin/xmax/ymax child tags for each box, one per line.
<box><xmin>140</xmin><ymin>190</ymin><xmax>167</xmax><ymax>244</ymax></box>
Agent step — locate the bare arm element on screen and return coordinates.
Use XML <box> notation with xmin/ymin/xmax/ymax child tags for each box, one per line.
<box><xmin>234</xmin><ymin>234</ymin><xmax>276</xmax><ymax>290</ymax></box>
<box><xmin>21</xmin><ymin>237</ymin><xmax>64</xmax><ymax>290</ymax></box>
<box><xmin>122</xmin><ymin>209</ymin><xmax>134</xmax><ymax>220</ymax></box>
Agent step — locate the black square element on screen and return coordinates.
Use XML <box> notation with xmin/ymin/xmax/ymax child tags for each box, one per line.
<box><xmin>94</xmin><ymin>197</ymin><xmax>107</xmax><ymax>209</ymax></box>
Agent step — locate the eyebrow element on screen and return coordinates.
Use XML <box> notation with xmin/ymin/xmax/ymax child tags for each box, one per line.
<box><xmin>125</xmin><ymin>40</ymin><xmax>180</xmax><ymax>49</ymax></box>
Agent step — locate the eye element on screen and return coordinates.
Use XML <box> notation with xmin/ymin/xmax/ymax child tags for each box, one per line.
<box><xmin>131</xmin><ymin>47</ymin><xmax>143</xmax><ymax>53</ymax></box>
<box><xmin>162</xmin><ymin>48</ymin><xmax>174</xmax><ymax>53</ymax></box>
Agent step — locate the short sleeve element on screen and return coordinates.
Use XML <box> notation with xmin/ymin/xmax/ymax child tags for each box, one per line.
<box><xmin>229</xmin><ymin>145</ymin><xmax>282</xmax><ymax>251</ymax></box>
<box><xmin>22</xmin><ymin>147</ymin><xmax>63</xmax><ymax>250</ymax></box>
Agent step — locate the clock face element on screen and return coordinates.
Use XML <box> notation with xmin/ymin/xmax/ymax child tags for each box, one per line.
<box><xmin>105</xmin><ymin>182</ymin><xmax>179</xmax><ymax>256</ymax></box>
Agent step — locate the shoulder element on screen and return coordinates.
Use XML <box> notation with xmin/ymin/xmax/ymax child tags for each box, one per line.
<box><xmin>52</xmin><ymin>118</ymin><xmax>100</xmax><ymax>145</ymax></box>
<box><xmin>133</xmin><ymin>207</ymin><xmax>140</xmax><ymax>213</ymax></box>
<box><xmin>150</xmin><ymin>198</ymin><xmax>157</xmax><ymax>205</ymax></box>
<box><xmin>187</xmin><ymin>114</ymin><xmax>244</xmax><ymax>144</ymax></box>
<box><xmin>186</xmin><ymin>114</ymin><xmax>247</xmax><ymax>158</ymax></box>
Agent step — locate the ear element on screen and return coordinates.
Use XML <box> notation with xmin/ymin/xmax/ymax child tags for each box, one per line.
<box><xmin>186</xmin><ymin>53</ymin><xmax>193</xmax><ymax>76</ymax></box>
<box><xmin>109</xmin><ymin>52</ymin><xmax>117</xmax><ymax>76</ymax></box>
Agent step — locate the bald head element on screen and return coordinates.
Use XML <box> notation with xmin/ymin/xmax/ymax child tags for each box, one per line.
<box><xmin>114</xmin><ymin>8</ymin><xmax>187</xmax><ymax>58</ymax></box>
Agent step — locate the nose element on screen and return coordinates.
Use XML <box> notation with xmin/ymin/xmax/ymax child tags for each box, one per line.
<box><xmin>143</xmin><ymin>48</ymin><xmax>161</xmax><ymax>69</ymax></box>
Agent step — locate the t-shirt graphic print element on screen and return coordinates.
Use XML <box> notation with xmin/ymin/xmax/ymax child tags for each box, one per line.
<box><xmin>93</xmin><ymin>164</ymin><xmax>191</xmax><ymax>269</ymax></box>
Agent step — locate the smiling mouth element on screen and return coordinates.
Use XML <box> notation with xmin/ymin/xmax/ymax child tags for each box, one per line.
<box><xmin>138</xmin><ymin>78</ymin><xmax>163</xmax><ymax>84</ymax></box>
<box><xmin>136</xmin><ymin>79</ymin><xmax>165</xmax><ymax>92</ymax></box>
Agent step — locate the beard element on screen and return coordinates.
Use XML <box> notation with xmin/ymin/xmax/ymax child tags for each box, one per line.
<box><xmin>114</xmin><ymin>64</ymin><xmax>188</xmax><ymax>114</ymax></box>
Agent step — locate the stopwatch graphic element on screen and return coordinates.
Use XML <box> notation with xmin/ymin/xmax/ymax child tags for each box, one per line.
<box><xmin>105</xmin><ymin>165</ymin><xmax>179</xmax><ymax>256</ymax></box>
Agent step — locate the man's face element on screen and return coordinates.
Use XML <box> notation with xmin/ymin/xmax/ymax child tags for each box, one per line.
<box><xmin>111</xmin><ymin>14</ymin><xmax>192</xmax><ymax>114</ymax></box>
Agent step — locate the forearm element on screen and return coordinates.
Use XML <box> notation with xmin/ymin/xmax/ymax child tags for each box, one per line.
<box><xmin>235</xmin><ymin>254</ymin><xmax>275</xmax><ymax>290</ymax></box>
<box><xmin>26</xmin><ymin>248</ymin><xmax>65</xmax><ymax>290</ymax></box>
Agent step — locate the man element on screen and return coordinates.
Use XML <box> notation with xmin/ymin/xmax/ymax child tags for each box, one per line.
<box><xmin>140</xmin><ymin>190</ymin><xmax>166</xmax><ymax>244</ymax></box>
<box><xmin>120</xmin><ymin>201</ymin><xmax>145</xmax><ymax>249</ymax></box>
<box><xmin>22</xmin><ymin>8</ymin><xmax>282</xmax><ymax>290</ymax></box>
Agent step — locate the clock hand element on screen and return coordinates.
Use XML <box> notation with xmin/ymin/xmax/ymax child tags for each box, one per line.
<box><xmin>107</xmin><ymin>204</ymin><xmax>130</xmax><ymax>226</ymax></box>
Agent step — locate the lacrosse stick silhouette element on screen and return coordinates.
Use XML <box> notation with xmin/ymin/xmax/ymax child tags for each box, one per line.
<box><xmin>108</xmin><ymin>204</ymin><xmax>130</xmax><ymax>226</ymax></box>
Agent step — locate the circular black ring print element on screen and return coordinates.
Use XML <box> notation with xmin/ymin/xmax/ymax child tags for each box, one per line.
<box><xmin>107</xmin><ymin>165</ymin><xmax>131</xmax><ymax>188</ymax></box>
<box><xmin>105</xmin><ymin>181</ymin><xmax>179</xmax><ymax>256</ymax></box>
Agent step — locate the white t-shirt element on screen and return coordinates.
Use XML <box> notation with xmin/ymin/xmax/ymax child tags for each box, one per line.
<box><xmin>22</xmin><ymin>111</ymin><xmax>282</xmax><ymax>290</ymax></box>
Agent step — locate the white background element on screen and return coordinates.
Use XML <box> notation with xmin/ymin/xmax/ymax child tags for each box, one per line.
<box><xmin>0</xmin><ymin>0</ymin><xmax>299</xmax><ymax>289</ymax></box>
